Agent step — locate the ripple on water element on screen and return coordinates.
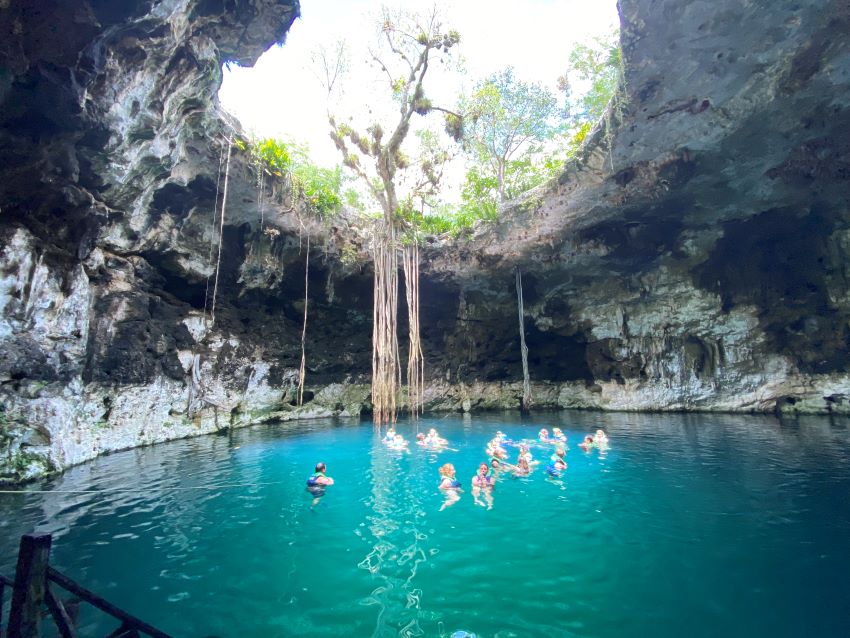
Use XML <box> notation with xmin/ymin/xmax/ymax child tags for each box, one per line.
<box><xmin>1</xmin><ymin>413</ymin><xmax>849</xmax><ymax>638</ymax></box>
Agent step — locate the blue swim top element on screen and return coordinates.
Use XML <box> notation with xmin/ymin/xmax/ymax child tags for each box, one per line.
<box><xmin>441</xmin><ymin>478</ymin><xmax>461</xmax><ymax>488</ymax></box>
<box><xmin>306</xmin><ymin>472</ymin><xmax>324</xmax><ymax>487</ymax></box>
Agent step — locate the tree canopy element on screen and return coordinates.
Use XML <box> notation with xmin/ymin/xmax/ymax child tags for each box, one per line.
<box><xmin>460</xmin><ymin>67</ymin><xmax>560</xmax><ymax>202</ymax></box>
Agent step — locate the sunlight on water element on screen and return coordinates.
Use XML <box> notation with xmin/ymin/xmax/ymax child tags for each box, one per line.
<box><xmin>1</xmin><ymin>411</ymin><xmax>849</xmax><ymax>638</ymax></box>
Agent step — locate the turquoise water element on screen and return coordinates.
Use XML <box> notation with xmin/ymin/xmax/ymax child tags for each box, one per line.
<box><xmin>1</xmin><ymin>411</ymin><xmax>849</xmax><ymax>637</ymax></box>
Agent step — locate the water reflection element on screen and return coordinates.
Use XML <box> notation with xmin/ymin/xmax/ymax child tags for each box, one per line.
<box><xmin>358</xmin><ymin>429</ymin><xmax>437</xmax><ymax>637</ymax></box>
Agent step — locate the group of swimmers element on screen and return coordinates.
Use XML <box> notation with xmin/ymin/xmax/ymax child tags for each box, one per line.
<box><xmin>308</xmin><ymin>426</ymin><xmax>610</xmax><ymax>510</ymax></box>
<box><xmin>438</xmin><ymin>427</ymin><xmax>610</xmax><ymax>510</ymax></box>
<box><xmin>382</xmin><ymin>427</ymin><xmax>449</xmax><ymax>451</ymax></box>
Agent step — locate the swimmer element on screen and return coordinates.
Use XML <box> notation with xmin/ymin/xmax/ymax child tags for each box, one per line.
<box><xmin>579</xmin><ymin>435</ymin><xmax>595</xmax><ymax>450</ymax></box>
<box><xmin>550</xmin><ymin>446</ymin><xmax>567</xmax><ymax>465</ymax></box>
<box><xmin>472</xmin><ymin>462</ymin><xmax>495</xmax><ymax>489</ymax></box>
<box><xmin>545</xmin><ymin>457</ymin><xmax>567</xmax><ymax>477</ymax></box>
<box><xmin>486</xmin><ymin>438</ymin><xmax>509</xmax><ymax>460</ymax></box>
<box><xmin>425</xmin><ymin>428</ymin><xmax>449</xmax><ymax>447</ymax></box>
<box><xmin>551</xmin><ymin>427</ymin><xmax>567</xmax><ymax>442</ymax></box>
<box><xmin>306</xmin><ymin>462</ymin><xmax>334</xmax><ymax>507</ymax></box>
<box><xmin>388</xmin><ymin>433</ymin><xmax>409</xmax><ymax>451</ymax></box>
<box><xmin>594</xmin><ymin>429</ymin><xmax>609</xmax><ymax>445</ymax></box>
<box><xmin>518</xmin><ymin>443</ymin><xmax>536</xmax><ymax>465</ymax></box>
<box><xmin>495</xmin><ymin>430</ymin><xmax>513</xmax><ymax>445</ymax></box>
<box><xmin>306</xmin><ymin>462</ymin><xmax>334</xmax><ymax>487</ymax></box>
<box><xmin>383</xmin><ymin>427</ymin><xmax>396</xmax><ymax>444</ymax></box>
<box><xmin>538</xmin><ymin>428</ymin><xmax>550</xmax><ymax>442</ymax></box>
<box><xmin>512</xmin><ymin>457</ymin><xmax>531</xmax><ymax>477</ymax></box>
<box><xmin>438</xmin><ymin>463</ymin><xmax>461</xmax><ymax>510</ymax></box>
<box><xmin>426</xmin><ymin>428</ymin><xmax>448</xmax><ymax>445</ymax></box>
<box><xmin>472</xmin><ymin>462</ymin><xmax>495</xmax><ymax>509</ymax></box>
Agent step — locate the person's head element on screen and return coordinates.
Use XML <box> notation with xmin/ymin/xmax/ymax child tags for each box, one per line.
<box><xmin>440</xmin><ymin>463</ymin><xmax>455</xmax><ymax>477</ymax></box>
<box><xmin>520</xmin><ymin>443</ymin><xmax>529</xmax><ymax>452</ymax></box>
<box><xmin>596</xmin><ymin>429</ymin><xmax>605</xmax><ymax>437</ymax></box>
<box><xmin>553</xmin><ymin>427</ymin><xmax>562</xmax><ymax>434</ymax></box>
<box><xmin>315</xmin><ymin>462</ymin><xmax>326</xmax><ymax>473</ymax></box>
<box><xmin>490</xmin><ymin>459</ymin><xmax>501</xmax><ymax>469</ymax></box>
<box><xmin>416</xmin><ymin>433</ymin><xmax>426</xmax><ymax>440</ymax></box>
<box><xmin>429</xmin><ymin>428</ymin><xmax>437</xmax><ymax>436</ymax></box>
<box><xmin>478</xmin><ymin>462</ymin><xmax>489</xmax><ymax>474</ymax></box>
<box><xmin>584</xmin><ymin>435</ymin><xmax>593</xmax><ymax>443</ymax></box>
<box><xmin>540</xmin><ymin>428</ymin><xmax>549</xmax><ymax>436</ymax></box>
<box><xmin>555</xmin><ymin>446</ymin><xmax>565</xmax><ymax>458</ymax></box>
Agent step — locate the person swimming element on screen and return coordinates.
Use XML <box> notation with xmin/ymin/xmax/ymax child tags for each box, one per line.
<box><xmin>550</xmin><ymin>446</ymin><xmax>567</xmax><ymax>465</ymax></box>
<box><xmin>472</xmin><ymin>462</ymin><xmax>494</xmax><ymax>509</ymax></box>
<box><xmin>426</xmin><ymin>428</ymin><xmax>448</xmax><ymax>445</ymax></box>
<box><xmin>545</xmin><ymin>457</ymin><xmax>567</xmax><ymax>477</ymax></box>
<box><xmin>518</xmin><ymin>443</ymin><xmax>536</xmax><ymax>465</ymax></box>
<box><xmin>306</xmin><ymin>462</ymin><xmax>334</xmax><ymax>487</ymax></box>
<box><xmin>538</xmin><ymin>428</ymin><xmax>550</xmax><ymax>442</ymax></box>
<box><xmin>387</xmin><ymin>433</ymin><xmax>409</xmax><ymax>451</ymax></box>
<box><xmin>551</xmin><ymin>427</ymin><xmax>567</xmax><ymax>442</ymax></box>
<box><xmin>512</xmin><ymin>457</ymin><xmax>531</xmax><ymax>477</ymax></box>
<box><xmin>306</xmin><ymin>462</ymin><xmax>334</xmax><ymax>506</ymax></box>
<box><xmin>594</xmin><ymin>429</ymin><xmax>609</xmax><ymax>446</ymax></box>
<box><xmin>439</xmin><ymin>463</ymin><xmax>461</xmax><ymax>510</ymax></box>
<box><xmin>486</xmin><ymin>436</ymin><xmax>509</xmax><ymax>460</ymax></box>
<box><xmin>579</xmin><ymin>435</ymin><xmax>595</xmax><ymax>450</ymax></box>
<box><xmin>383</xmin><ymin>427</ymin><xmax>396</xmax><ymax>444</ymax></box>
<box><xmin>472</xmin><ymin>462</ymin><xmax>495</xmax><ymax>489</ymax></box>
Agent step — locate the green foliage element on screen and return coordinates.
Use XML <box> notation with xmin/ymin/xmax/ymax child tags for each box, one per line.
<box><xmin>394</xmin><ymin>196</ymin><xmax>495</xmax><ymax>240</ymax></box>
<box><xmin>462</xmin><ymin>68</ymin><xmax>560</xmax><ymax>170</ymax></box>
<box><xmin>455</xmin><ymin>29</ymin><xmax>622</xmax><ymax>222</ymax></box>
<box><xmin>291</xmin><ymin>163</ymin><xmax>342</xmax><ymax>218</ymax></box>
<box><xmin>255</xmin><ymin>138</ymin><xmax>292</xmax><ymax>176</ymax></box>
<box><xmin>249</xmin><ymin>137</ymin><xmax>343</xmax><ymax>217</ymax></box>
<box><xmin>558</xmin><ymin>30</ymin><xmax>622</xmax><ymax>124</ymax></box>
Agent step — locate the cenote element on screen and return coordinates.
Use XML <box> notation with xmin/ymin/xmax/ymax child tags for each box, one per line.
<box><xmin>5</xmin><ymin>0</ymin><xmax>850</xmax><ymax>636</ymax></box>
<box><xmin>2</xmin><ymin>411</ymin><xmax>849</xmax><ymax>638</ymax></box>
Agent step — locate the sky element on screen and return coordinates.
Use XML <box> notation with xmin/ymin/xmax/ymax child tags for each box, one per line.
<box><xmin>218</xmin><ymin>0</ymin><xmax>619</xmax><ymax>199</ymax></box>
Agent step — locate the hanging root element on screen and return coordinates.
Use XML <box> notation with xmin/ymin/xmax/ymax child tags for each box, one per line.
<box><xmin>371</xmin><ymin>220</ymin><xmax>399</xmax><ymax>426</ymax></box>
<box><xmin>516</xmin><ymin>266</ymin><xmax>532</xmax><ymax>409</ymax></box>
<box><xmin>297</xmin><ymin>235</ymin><xmax>310</xmax><ymax>406</ymax></box>
<box><xmin>403</xmin><ymin>243</ymin><xmax>424</xmax><ymax>418</ymax></box>
<box><xmin>209</xmin><ymin>135</ymin><xmax>233</xmax><ymax>328</ymax></box>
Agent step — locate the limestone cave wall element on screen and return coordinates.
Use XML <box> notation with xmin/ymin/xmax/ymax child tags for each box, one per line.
<box><xmin>1</xmin><ymin>0</ymin><xmax>849</xmax><ymax>482</ymax></box>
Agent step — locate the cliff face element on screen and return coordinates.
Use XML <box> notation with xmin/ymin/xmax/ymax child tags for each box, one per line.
<box><xmin>1</xmin><ymin>0</ymin><xmax>849</xmax><ymax>481</ymax></box>
<box><xmin>425</xmin><ymin>0</ymin><xmax>850</xmax><ymax>414</ymax></box>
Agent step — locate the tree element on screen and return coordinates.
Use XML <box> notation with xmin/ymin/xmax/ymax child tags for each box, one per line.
<box><xmin>557</xmin><ymin>30</ymin><xmax>622</xmax><ymax>124</ymax></box>
<box><xmin>324</xmin><ymin>6</ymin><xmax>460</xmax><ymax>224</ymax></box>
<box><xmin>460</xmin><ymin>67</ymin><xmax>560</xmax><ymax>202</ymax></box>
<box><xmin>317</xmin><ymin>6</ymin><xmax>461</xmax><ymax>425</ymax></box>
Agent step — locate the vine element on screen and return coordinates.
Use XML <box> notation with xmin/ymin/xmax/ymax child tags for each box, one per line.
<box><xmin>402</xmin><ymin>242</ymin><xmax>424</xmax><ymax>418</ymax></box>
<box><xmin>516</xmin><ymin>266</ymin><xmax>532</xmax><ymax>409</ymax></box>
<box><xmin>371</xmin><ymin>220</ymin><xmax>399</xmax><ymax>426</ymax></box>
<box><xmin>297</xmin><ymin>234</ymin><xmax>310</xmax><ymax>406</ymax></box>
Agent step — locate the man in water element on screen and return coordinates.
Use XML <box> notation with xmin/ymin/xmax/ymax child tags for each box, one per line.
<box><xmin>307</xmin><ymin>462</ymin><xmax>334</xmax><ymax>507</ymax></box>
